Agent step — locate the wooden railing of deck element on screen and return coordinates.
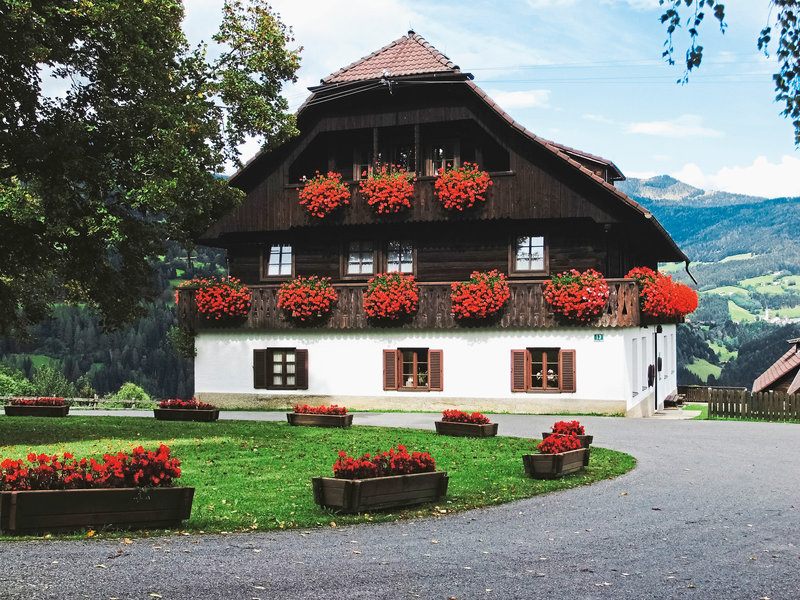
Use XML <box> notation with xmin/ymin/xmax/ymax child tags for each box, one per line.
<box><xmin>178</xmin><ymin>279</ymin><xmax>645</xmax><ymax>331</ymax></box>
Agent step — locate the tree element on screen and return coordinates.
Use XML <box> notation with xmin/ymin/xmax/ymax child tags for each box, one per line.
<box><xmin>659</xmin><ymin>1</ymin><xmax>800</xmax><ymax>144</ymax></box>
<box><xmin>0</xmin><ymin>0</ymin><xmax>301</xmax><ymax>335</ymax></box>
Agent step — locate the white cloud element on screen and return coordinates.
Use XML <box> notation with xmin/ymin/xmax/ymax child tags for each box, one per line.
<box><xmin>485</xmin><ymin>89</ymin><xmax>551</xmax><ymax>109</ymax></box>
<box><xmin>583</xmin><ymin>113</ymin><xmax>616</xmax><ymax>125</ymax></box>
<box><xmin>652</xmin><ymin>154</ymin><xmax>670</xmax><ymax>161</ymax></box>
<box><xmin>671</xmin><ymin>155</ymin><xmax>800</xmax><ymax>198</ymax></box>
<box><xmin>626</xmin><ymin>114</ymin><xmax>724</xmax><ymax>138</ymax></box>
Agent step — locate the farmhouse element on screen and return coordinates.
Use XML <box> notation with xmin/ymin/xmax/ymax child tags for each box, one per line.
<box><xmin>180</xmin><ymin>32</ymin><xmax>688</xmax><ymax>417</ymax></box>
<box><xmin>752</xmin><ymin>338</ymin><xmax>800</xmax><ymax>394</ymax></box>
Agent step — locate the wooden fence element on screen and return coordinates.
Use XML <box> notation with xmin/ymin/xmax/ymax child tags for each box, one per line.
<box><xmin>708</xmin><ymin>389</ymin><xmax>800</xmax><ymax>422</ymax></box>
<box><xmin>678</xmin><ymin>385</ymin><xmax>746</xmax><ymax>404</ymax></box>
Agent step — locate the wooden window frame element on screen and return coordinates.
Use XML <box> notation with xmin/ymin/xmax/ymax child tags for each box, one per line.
<box><xmin>425</xmin><ymin>138</ymin><xmax>460</xmax><ymax>176</ymax></box>
<box><xmin>508</xmin><ymin>235</ymin><xmax>548</xmax><ymax>277</ymax></box>
<box><xmin>510</xmin><ymin>348</ymin><xmax>576</xmax><ymax>393</ymax></box>
<box><xmin>383</xmin><ymin>348</ymin><xmax>443</xmax><ymax>392</ymax></box>
<box><xmin>260</xmin><ymin>243</ymin><xmax>294</xmax><ymax>281</ymax></box>
<box><xmin>385</xmin><ymin>240</ymin><xmax>416</xmax><ymax>275</ymax></box>
<box><xmin>254</xmin><ymin>348</ymin><xmax>308</xmax><ymax>390</ymax></box>
<box><xmin>341</xmin><ymin>240</ymin><xmax>377</xmax><ymax>280</ymax></box>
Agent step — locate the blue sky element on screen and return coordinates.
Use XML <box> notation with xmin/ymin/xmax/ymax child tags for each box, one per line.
<box><xmin>186</xmin><ymin>0</ymin><xmax>799</xmax><ymax>197</ymax></box>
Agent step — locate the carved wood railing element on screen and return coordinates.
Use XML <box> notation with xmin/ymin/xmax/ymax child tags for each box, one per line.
<box><xmin>178</xmin><ymin>279</ymin><xmax>655</xmax><ymax>331</ymax></box>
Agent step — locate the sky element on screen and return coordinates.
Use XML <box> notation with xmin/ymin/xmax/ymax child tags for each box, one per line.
<box><xmin>184</xmin><ymin>0</ymin><xmax>799</xmax><ymax>198</ymax></box>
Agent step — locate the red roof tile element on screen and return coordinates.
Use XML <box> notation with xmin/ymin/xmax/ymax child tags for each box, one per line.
<box><xmin>752</xmin><ymin>341</ymin><xmax>800</xmax><ymax>392</ymax></box>
<box><xmin>322</xmin><ymin>31</ymin><xmax>460</xmax><ymax>84</ymax></box>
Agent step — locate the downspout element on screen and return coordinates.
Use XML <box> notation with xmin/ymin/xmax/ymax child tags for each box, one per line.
<box><xmin>684</xmin><ymin>260</ymin><xmax>697</xmax><ymax>285</ymax></box>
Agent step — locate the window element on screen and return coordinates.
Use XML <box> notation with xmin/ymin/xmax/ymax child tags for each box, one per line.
<box><xmin>640</xmin><ymin>336</ymin><xmax>647</xmax><ymax>390</ymax></box>
<box><xmin>513</xmin><ymin>236</ymin><xmax>546</xmax><ymax>273</ymax></box>
<box><xmin>383</xmin><ymin>348</ymin><xmax>443</xmax><ymax>391</ymax></box>
<box><xmin>511</xmin><ymin>348</ymin><xmax>576</xmax><ymax>393</ymax></box>
<box><xmin>253</xmin><ymin>348</ymin><xmax>308</xmax><ymax>390</ymax></box>
<box><xmin>426</xmin><ymin>140</ymin><xmax>459</xmax><ymax>176</ymax></box>
<box><xmin>347</xmin><ymin>241</ymin><xmax>375</xmax><ymax>275</ymax></box>
<box><xmin>387</xmin><ymin>240</ymin><xmax>413</xmax><ymax>273</ymax></box>
<box><xmin>263</xmin><ymin>244</ymin><xmax>292</xmax><ymax>278</ymax></box>
<box><xmin>632</xmin><ymin>338</ymin><xmax>639</xmax><ymax>396</ymax></box>
<box><xmin>353</xmin><ymin>147</ymin><xmax>372</xmax><ymax>181</ymax></box>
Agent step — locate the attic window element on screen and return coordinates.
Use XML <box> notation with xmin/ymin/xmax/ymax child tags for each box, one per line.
<box><xmin>426</xmin><ymin>140</ymin><xmax>459</xmax><ymax>176</ymax></box>
<box><xmin>262</xmin><ymin>244</ymin><xmax>293</xmax><ymax>278</ymax></box>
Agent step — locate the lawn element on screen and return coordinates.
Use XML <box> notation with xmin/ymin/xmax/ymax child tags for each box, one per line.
<box><xmin>706</xmin><ymin>340</ymin><xmax>738</xmax><ymax>362</ymax></box>
<box><xmin>0</xmin><ymin>416</ymin><xmax>635</xmax><ymax>538</ymax></box>
<box><xmin>703</xmin><ymin>286</ymin><xmax>748</xmax><ymax>296</ymax></box>
<box><xmin>738</xmin><ymin>273</ymin><xmax>777</xmax><ymax>287</ymax></box>
<box><xmin>686</xmin><ymin>358</ymin><xmax>722</xmax><ymax>382</ymax></box>
<box><xmin>728</xmin><ymin>300</ymin><xmax>758</xmax><ymax>323</ymax></box>
<box><xmin>774</xmin><ymin>306</ymin><xmax>800</xmax><ymax>318</ymax></box>
<box><xmin>681</xmin><ymin>403</ymin><xmax>708</xmax><ymax>420</ymax></box>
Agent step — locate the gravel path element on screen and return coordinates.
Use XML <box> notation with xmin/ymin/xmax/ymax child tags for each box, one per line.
<box><xmin>1</xmin><ymin>413</ymin><xmax>798</xmax><ymax>600</ymax></box>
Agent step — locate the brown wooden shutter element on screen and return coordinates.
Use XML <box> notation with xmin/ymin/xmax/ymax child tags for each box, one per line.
<box><xmin>511</xmin><ymin>350</ymin><xmax>529</xmax><ymax>392</ymax></box>
<box><xmin>383</xmin><ymin>349</ymin><xmax>398</xmax><ymax>390</ymax></box>
<box><xmin>428</xmin><ymin>349</ymin><xmax>443</xmax><ymax>391</ymax></box>
<box><xmin>295</xmin><ymin>349</ymin><xmax>308</xmax><ymax>390</ymax></box>
<box><xmin>560</xmin><ymin>349</ymin><xmax>576</xmax><ymax>393</ymax></box>
<box><xmin>253</xmin><ymin>349</ymin><xmax>268</xmax><ymax>389</ymax></box>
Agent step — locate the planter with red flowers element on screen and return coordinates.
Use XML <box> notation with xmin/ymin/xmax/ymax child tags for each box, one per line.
<box><xmin>4</xmin><ymin>397</ymin><xmax>69</xmax><ymax>418</ymax></box>
<box><xmin>434</xmin><ymin>162</ymin><xmax>492</xmax><ymax>211</ymax></box>
<box><xmin>541</xmin><ymin>420</ymin><xmax>593</xmax><ymax>449</ymax></box>
<box><xmin>312</xmin><ymin>445</ymin><xmax>448</xmax><ymax>513</ymax></box>
<box><xmin>0</xmin><ymin>445</ymin><xmax>193</xmax><ymax>533</ymax></box>
<box><xmin>154</xmin><ymin>398</ymin><xmax>219</xmax><ymax>422</ymax></box>
<box><xmin>625</xmin><ymin>266</ymin><xmax>698</xmax><ymax>321</ymax></box>
<box><xmin>298</xmin><ymin>171</ymin><xmax>351</xmax><ymax>218</ymax></box>
<box><xmin>359</xmin><ymin>165</ymin><xmax>416</xmax><ymax>214</ymax></box>
<box><xmin>363</xmin><ymin>272</ymin><xmax>420</xmax><ymax>321</ymax></box>
<box><xmin>176</xmin><ymin>276</ymin><xmax>251</xmax><ymax>322</ymax></box>
<box><xmin>450</xmin><ymin>269</ymin><xmax>511</xmax><ymax>321</ymax></box>
<box><xmin>434</xmin><ymin>409</ymin><xmax>498</xmax><ymax>438</ymax></box>
<box><xmin>287</xmin><ymin>404</ymin><xmax>353</xmax><ymax>428</ymax></box>
<box><xmin>522</xmin><ymin>434</ymin><xmax>588</xmax><ymax>479</ymax></box>
<box><xmin>277</xmin><ymin>276</ymin><xmax>338</xmax><ymax>323</ymax></box>
<box><xmin>543</xmin><ymin>268</ymin><xmax>609</xmax><ymax>324</ymax></box>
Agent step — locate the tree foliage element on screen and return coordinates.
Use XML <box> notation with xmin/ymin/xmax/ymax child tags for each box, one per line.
<box><xmin>659</xmin><ymin>0</ymin><xmax>800</xmax><ymax>144</ymax></box>
<box><xmin>0</xmin><ymin>0</ymin><xmax>300</xmax><ymax>335</ymax></box>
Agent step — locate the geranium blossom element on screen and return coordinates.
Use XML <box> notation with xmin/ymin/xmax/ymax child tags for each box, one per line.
<box><xmin>277</xmin><ymin>276</ymin><xmax>338</xmax><ymax>322</ymax></box>
<box><xmin>543</xmin><ymin>269</ymin><xmax>609</xmax><ymax>323</ymax></box>
<box><xmin>359</xmin><ymin>165</ymin><xmax>415</xmax><ymax>214</ymax></box>
<box><xmin>159</xmin><ymin>397</ymin><xmax>216</xmax><ymax>410</ymax></box>
<box><xmin>450</xmin><ymin>270</ymin><xmax>510</xmax><ymax>319</ymax></box>
<box><xmin>537</xmin><ymin>433</ymin><xmax>582</xmax><ymax>454</ymax></box>
<box><xmin>550</xmin><ymin>420</ymin><xmax>585</xmax><ymax>435</ymax></box>
<box><xmin>10</xmin><ymin>397</ymin><xmax>65</xmax><ymax>407</ymax></box>
<box><xmin>435</xmin><ymin>163</ymin><xmax>492</xmax><ymax>211</ymax></box>
<box><xmin>176</xmin><ymin>277</ymin><xmax>251</xmax><ymax>321</ymax></box>
<box><xmin>332</xmin><ymin>445</ymin><xmax>436</xmax><ymax>479</ymax></box>
<box><xmin>298</xmin><ymin>171</ymin><xmax>350</xmax><ymax>218</ymax></box>
<box><xmin>625</xmin><ymin>267</ymin><xmax>698</xmax><ymax>319</ymax></box>
<box><xmin>363</xmin><ymin>272</ymin><xmax>419</xmax><ymax>320</ymax></box>
<box><xmin>441</xmin><ymin>409</ymin><xmax>490</xmax><ymax>424</ymax></box>
<box><xmin>294</xmin><ymin>403</ymin><xmax>347</xmax><ymax>415</ymax></box>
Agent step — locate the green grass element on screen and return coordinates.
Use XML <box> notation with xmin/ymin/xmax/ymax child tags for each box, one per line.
<box><xmin>686</xmin><ymin>358</ymin><xmax>722</xmax><ymax>382</ymax></box>
<box><xmin>706</xmin><ymin>340</ymin><xmax>738</xmax><ymax>362</ymax></box>
<box><xmin>728</xmin><ymin>300</ymin><xmax>758</xmax><ymax>323</ymax></box>
<box><xmin>739</xmin><ymin>274</ymin><xmax>777</xmax><ymax>287</ymax></box>
<box><xmin>681</xmin><ymin>403</ymin><xmax>708</xmax><ymax>420</ymax></box>
<box><xmin>0</xmin><ymin>417</ymin><xmax>635</xmax><ymax>539</ymax></box>
<box><xmin>720</xmin><ymin>253</ymin><xmax>756</xmax><ymax>263</ymax></box>
<box><xmin>703</xmin><ymin>286</ymin><xmax>748</xmax><ymax>296</ymax></box>
<box><xmin>774</xmin><ymin>306</ymin><xmax>800</xmax><ymax>318</ymax></box>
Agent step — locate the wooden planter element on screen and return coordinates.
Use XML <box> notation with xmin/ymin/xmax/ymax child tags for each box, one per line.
<box><xmin>435</xmin><ymin>421</ymin><xmax>498</xmax><ymax>438</ymax></box>
<box><xmin>0</xmin><ymin>487</ymin><xmax>195</xmax><ymax>533</ymax></box>
<box><xmin>542</xmin><ymin>432</ymin><xmax>593</xmax><ymax>448</ymax></box>
<box><xmin>522</xmin><ymin>448</ymin><xmax>589</xmax><ymax>479</ymax></box>
<box><xmin>4</xmin><ymin>405</ymin><xmax>69</xmax><ymax>418</ymax></box>
<box><xmin>312</xmin><ymin>471</ymin><xmax>448</xmax><ymax>513</ymax></box>
<box><xmin>287</xmin><ymin>413</ymin><xmax>353</xmax><ymax>428</ymax></box>
<box><xmin>154</xmin><ymin>408</ymin><xmax>220</xmax><ymax>422</ymax></box>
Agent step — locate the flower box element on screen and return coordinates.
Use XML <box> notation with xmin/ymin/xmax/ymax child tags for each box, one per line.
<box><xmin>542</xmin><ymin>432</ymin><xmax>593</xmax><ymax>449</ymax></box>
<box><xmin>154</xmin><ymin>408</ymin><xmax>220</xmax><ymax>422</ymax></box>
<box><xmin>435</xmin><ymin>421</ymin><xmax>498</xmax><ymax>438</ymax></box>
<box><xmin>286</xmin><ymin>413</ymin><xmax>353</xmax><ymax>428</ymax></box>
<box><xmin>0</xmin><ymin>486</ymin><xmax>194</xmax><ymax>533</ymax></box>
<box><xmin>312</xmin><ymin>471</ymin><xmax>448</xmax><ymax>513</ymax></box>
<box><xmin>522</xmin><ymin>448</ymin><xmax>588</xmax><ymax>479</ymax></box>
<box><xmin>4</xmin><ymin>405</ymin><xmax>69</xmax><ymax>418</ymax></box>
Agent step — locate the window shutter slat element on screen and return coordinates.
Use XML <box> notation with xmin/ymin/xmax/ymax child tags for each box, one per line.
<box><xmin>560</xmin><ymin>349</ymin><xmax>576</xmax><ymax>393</ymax></box>
<box><xmin>428</xmin><ymin>349</ymin><xmax>443</xmax><ymax>391</ymax></box>
<box><xmin>511</xmin><ymin>350</ymin><xmax>528</xmax><ymax>392</ymax></box>
<box><xmin>383</xmin><ymin>349</ymin><xmax>398</xmax><ymax>390</ymax></box>
<box><xmin>295</xmin><ymin>349</ymin><xmax>309</xmax><ymax>390</ymax></box>
<box><xmin>253</xmin><ymin>349</ymin><xmax>268</xmax><ymax>389</ymax></box>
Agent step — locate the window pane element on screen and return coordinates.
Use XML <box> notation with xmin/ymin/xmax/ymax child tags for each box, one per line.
<box><xmin>286</xmin><ymin>375</ymin><xmax>295</xmax><ymax>385</ymax></box>
<box><xmin>286</xmin><ymin>363</ymin><xmax>295</xmax><ymax>374</ymax></box>
<box><xmin>273</xmin><ymin>375</ymin><xmax>282</xmax><ymax>385</ymax></box>
<box><xmin>516</xmin><ymin>236</ymin><xmax>544</xmax><ymax>271</ymax></box>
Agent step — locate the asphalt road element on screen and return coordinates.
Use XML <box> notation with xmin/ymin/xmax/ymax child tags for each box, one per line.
<box><xmin>1</xmin><ymin>413</ymin><xmax>798</xmax><ymax>600</ymax></box>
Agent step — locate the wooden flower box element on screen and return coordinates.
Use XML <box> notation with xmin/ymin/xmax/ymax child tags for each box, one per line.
<box><xmin>312</xmin><ymin>471</ymin><xmax>448</xmax><ymax>513</ymax></box>
<box><xmin>522</xmin><ymin>448</ymin><xmax>589</xmax><ymax>479</ymax></box>
<box><xmin>0</xmin><ymin>487</ymin><xmax>195</xmax><ymax>533</ymax></box>
<box><xmin>286</xmin><ymin>413</ymin><xmax>353</xmax><ymax>428</ymax></box>
<box><xmin>154</xmin><ymin>408</ymin><xmax>220</xmax><ymax>422</ymax></box>
<box><xmin>4</xmin><ymin>405</ymin><xmax>69</xmax><ymax>418</ymax></box>
<box><xmin>542</xmin><ymin>432</ymin><xmax>593</xmax><ymax>448</ymax></box>
<box><xmin>435</xmin><ymin>421</ymin><xmax>498</xmax><ymax>438</ymax></box>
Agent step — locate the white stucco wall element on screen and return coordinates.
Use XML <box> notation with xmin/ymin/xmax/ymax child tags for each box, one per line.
<box><xmin>194</xmin><ymin>325</ymin><xmax>679</xmax><ymax>416</ymax></box>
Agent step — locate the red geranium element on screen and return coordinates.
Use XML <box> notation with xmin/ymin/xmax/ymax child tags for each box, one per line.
<box><xmin>450</xmin><ymin>269</ymin><xmax>510</xmax><ymax>319</ymax></box>
<box><xmin>294</xmin><ymin>404</ymin><xmax>347</xmax><ymax>415</ymax></box>
<box><xmin>543</xmin><ymin>269</ymin><xmax>609</xmax><ymax>323</ymax></box>
<box><xmin>277</xmin><ymin>276</ymin><xmax>338</xmax><ymax>322</ymax></box>
<box><xmin>298</xmin><ymin>171</ymin><xmax>350</xmax><ymax>218</ymax></box>
<box><xmin>441</xmin><ymin>409</ymin><xmax>490</xmax><ymax>424</ymax></box>
<box><xmin>550</xmin><ymin>420</ymin><xmax>585</xmax><ymax>435</ymax></box>
<box><xmin>332</xmin><ymin>445</ymin><xmax>436</xmax><ymax>480</ymax></box>
<box><xmin>435</xmin><ymin>162</ymin><xmax>492</xmax><ymax>211</ymax></box>
<box><xmin>159</xmin><ymin>397</ymin><xmax>216</xmax><ymax>410</ymax></box>
<box><xmin>625</xmin><ymin>267</ymin><xmax>698</xmax><ymax>319</ymax></box>
<box><xmin>359</xmin><ymin>165</ymin><xmax>416</xmax><ymax>214</ymax></box>
<box><xmin>363</xmin><ymin>272</ymin><xmax>419</xmax><ymax>320</ymax></box>
<box><xmin>537</xmin><ymin>433</ymin><xmax>582</xmax><ymax>454</ymax></box>
<box><xmin>10</xmin><ymin>397</ymin><xmax>65</xmax><ymax>406</ymax></box>
<box><xmin>176</xmin><ymin>276</ymin><xmax>251</xmax><ymax>320</ymax></box>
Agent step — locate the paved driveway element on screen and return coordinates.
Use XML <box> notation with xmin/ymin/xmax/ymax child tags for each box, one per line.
<box><xmin>1</xmin><ymin>413</ymin><xmax>798</xmax><ymax>599</ymax></box>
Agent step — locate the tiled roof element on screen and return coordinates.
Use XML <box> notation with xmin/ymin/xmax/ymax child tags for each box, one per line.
<box><xmin>321</xmin><ymin>31</ymin><xmax>460</xmax><ymax>84</ymax></box>
<box><xmin>752</xmin><ymin>341</ymin><xmax>800</xmax><ymax>393</ymax></box>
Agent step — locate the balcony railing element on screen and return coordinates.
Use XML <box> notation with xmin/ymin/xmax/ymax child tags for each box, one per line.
<box><xmin>177</xmin><ymin>279</ymin><xmax>659</xmax><ymax>331</ymax></box>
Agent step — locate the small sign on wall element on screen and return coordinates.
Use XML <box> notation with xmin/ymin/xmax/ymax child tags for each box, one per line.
<box><xmin>594</xmin><ymin>334</ymin><xmax>604</xmax><ymax>342</ymax></box>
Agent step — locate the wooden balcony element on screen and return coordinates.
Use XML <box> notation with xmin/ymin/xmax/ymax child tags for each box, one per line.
<box><xmin>178</xmin><ymin>280</ymin><xmax>657</xmax><ymax>332</ymax></box>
